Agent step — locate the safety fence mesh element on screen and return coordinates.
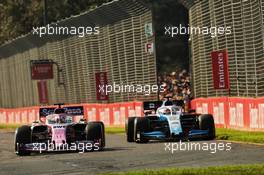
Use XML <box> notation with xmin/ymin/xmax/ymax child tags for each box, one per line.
<box><xmin>0</xmin><ymin>0</ymin><xmax>157</xmax><ymax>108</ymax></box>
<box><xmin>189</xmin><ymin>0</ymin><xmax>264</xmax><ymax>98</ymax></box>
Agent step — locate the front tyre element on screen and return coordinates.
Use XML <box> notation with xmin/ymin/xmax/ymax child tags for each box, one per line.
<box><xmin>126</xmin><ymin>117</ymin><xmax>136</xmax><ymax>142</ymax></box>
<box><xmin>15</xmin><ymin>125</ymin><xmax>32</xmax><ymax>156</ymax></box>
<box><xmin>199</xmin><ymin>114</ymin><xmax>215</xmax><ymax>140</ymax></box>
<box><xmin>134</xmin><ymin>117</ymin><xmax>150</xmax><ymax>143</ymax></box>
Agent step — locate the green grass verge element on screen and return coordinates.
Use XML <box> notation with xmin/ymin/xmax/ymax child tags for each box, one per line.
<box><xmin>216</xmin><ymin>128</ymin><xmax>264</xmax><ymax>144</ymax></box>
<box><xmin>105</xmin><ymin>127</ymin><xmax>125</xmax><ymax>134</ymax></box>
<box><xmin>102</xmin><ymin>164</ymin><xmax>264</xmax><ymax>175</ymax></box>
<box><xmin>0</xmin><ymin>124</ymin><xmax>21</xmax><ymax>130</ymax></box>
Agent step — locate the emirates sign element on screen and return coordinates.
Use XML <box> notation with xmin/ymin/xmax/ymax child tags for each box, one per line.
<box><xmin>95</xmin><ymin>72</ymin><xmax>109</xmax><ymax>101</ymax></box>
<box><xmin>211</xmin><ymin>50</ymin><xmax>230</xmax><ymax>90</ymax></box>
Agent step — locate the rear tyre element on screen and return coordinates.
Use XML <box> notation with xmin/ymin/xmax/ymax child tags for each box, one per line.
<box><xmin>126</xmin><ymin>117</ymin><xmax>136</xmax><ymax>142</ymax></box>
<box><xmin>86</xmin><ymin>121</ymin><xmax>105</xmax><ymax>151</ymax></box>
<box><xmin>134</xmin><ymin>117</ymin><xmax>150</xmax><ymax>143</ymax></box>
<box><xmin>199</xmin><ymin>114</ymin><xmax>215</xmax><ymax>140</ymax></box>
<box><xmin>15</xmin><ymin>125</ymin><xmax>31</xmax><ymax>156</ymax></box>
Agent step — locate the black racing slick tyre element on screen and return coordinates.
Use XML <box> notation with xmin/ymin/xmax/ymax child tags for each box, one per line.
<box><xmin>134</xmin><ymin>117</ymin><xmax>150</xmax><ymax>143</ymax></box>
<box><xmin>15</xmin><ymin>125</ymin><xmax>32</xmax><ymax>156</ymax></box>
<box><xmin>199</xmin><ymin>114</ymin><xmax>215</xmax><ymax>140</ymax></box>
<box><xmin>126</xmin><ymin>117</ymin><xmax>136</xmax><ymax>142</ymax></box>
<box><xmin>86</xmin><ymin>121</ymin><xmax>105</xmax><ymax>150</ymax></box>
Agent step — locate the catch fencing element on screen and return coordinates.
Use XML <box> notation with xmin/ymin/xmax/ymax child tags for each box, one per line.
<box><xmin>0</xmin><ymin>0</ymin><xmax>156</xmax><ymax>108</ymax></box>
<box><xmin>189</xmin><ymin>0</ymin><xmax>264</xmax><ymax>98</ymax></box>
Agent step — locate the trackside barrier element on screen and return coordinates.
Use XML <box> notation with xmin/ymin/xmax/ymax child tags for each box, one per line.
<box><xmin>0</xmin><ymin>102</ymin><xmax>143</xmax><ymax>127</ymax></box>
<box><xmin>0</xmin><ymin>107</ymin><xmax>39</xmax><ymax>125</ymax></box>
<box><xmin>191</xmin><ymin>97</ymin><xmax>264</xmax><ymax>131</ymax></box>
<box><xmin>1</xmin><ymin>98</ymin><xmax>263</xmax><ymax>131</ymax></box>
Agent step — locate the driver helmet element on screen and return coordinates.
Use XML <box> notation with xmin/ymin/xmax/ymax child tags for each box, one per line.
<box><xmin>54</xmin><ymin>114</ymin><xmax>66</xmax><ymax>123</ymax></box>
<box><xmin>54</xmin><ymin>115</ymin><xmax>60</xmax><ymax>123</ymax></box>
<box><xmin>60</xmin><ymin>115</ymin><xmax>66</xmax><ymax>123</ymax></box>
<box><xmin>160</xmin><ymin>108</ymin><xmax>171</xmax><ymax>115</ymax></box>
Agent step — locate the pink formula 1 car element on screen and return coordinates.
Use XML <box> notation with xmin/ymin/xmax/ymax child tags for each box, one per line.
<box><xmin>15</xmin><ymin>104</ymin><xmax>105</xmax><ymax>156</ymax></box>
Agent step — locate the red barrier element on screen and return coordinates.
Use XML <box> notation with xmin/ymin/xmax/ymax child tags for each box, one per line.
<box><xmin>0</xmin><ymin>102</ymin><xmax>143</xmax><ymax>127</ymax></box>
<box><xmin>191</xmin><ymin>97</ymin><xmax>264</xmax><ymax>131</ymax></box>
<box><xmin>0</xmin><ymin>108</ymin><xmax>6</xmax><ymax>124</ymax></box>
<box><xmin>1</xmin><ymin>98</ymin><xmax>264</xmax><ymax>131</ymax></box>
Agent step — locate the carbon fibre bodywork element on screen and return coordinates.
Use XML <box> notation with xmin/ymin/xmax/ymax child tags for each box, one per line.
<box><xmin>127</xmin><ymin>100</ymin><xmax>215</xmax><ymax>142</ymax></box>
<box><xmin>15</xmin><ymin>105</ymin><xmax>105</xmax><ymax>155</ymax></box>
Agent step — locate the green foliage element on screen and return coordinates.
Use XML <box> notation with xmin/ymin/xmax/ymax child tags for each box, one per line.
<box><xmin>0</xmin><ymin>0</ymin><xmax>112</xmax><ymax>45</ymax></box>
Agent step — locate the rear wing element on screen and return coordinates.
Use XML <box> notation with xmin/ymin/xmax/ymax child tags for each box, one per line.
<box><xmin>39</xmin><ymin>106</ymin><xmax>84</xmax><ymax>118</ymax></box>
<box><xmin>143</xmin><ymin>101</ymin><xmax>163</xmax><ymax>111</ymax></box>
<box><xmin>143</xmin><ymin>100</ymin><xmax>185</xmax><ymax>113</ymax></box>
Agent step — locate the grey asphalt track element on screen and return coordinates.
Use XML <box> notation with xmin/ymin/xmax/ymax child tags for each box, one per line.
<box><xmin>0</xmin><ymin>131</ymin><xmax>263</xmax><ymax>175</ymax></box>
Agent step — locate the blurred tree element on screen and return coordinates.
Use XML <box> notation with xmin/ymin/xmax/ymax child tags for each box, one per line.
<box><xmin>0</xmin><ymin>0</ymin><xmax>112</xmax><ymax>45</ymax></box>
